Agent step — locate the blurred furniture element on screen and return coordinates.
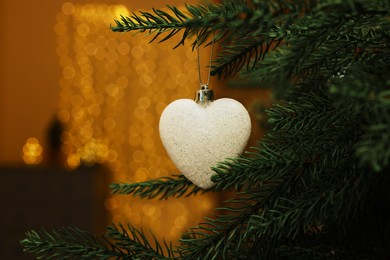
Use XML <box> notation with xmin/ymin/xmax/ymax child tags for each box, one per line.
<box><xmin>0</xmin><ymin>165</ymin><xmax>109</xmax><ymax>260</ymax></box>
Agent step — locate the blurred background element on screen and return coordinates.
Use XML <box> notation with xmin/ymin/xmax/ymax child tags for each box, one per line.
<box><xmin>0</xmin><ymin>0</ymin><xmax>269</xmax><ymax>259</ymax></box>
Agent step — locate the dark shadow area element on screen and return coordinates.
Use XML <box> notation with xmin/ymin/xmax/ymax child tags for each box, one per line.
<box><xmin>0</xmin><ymin>165</ymin><xmax>109</xmax><ymax>259</ymax></box>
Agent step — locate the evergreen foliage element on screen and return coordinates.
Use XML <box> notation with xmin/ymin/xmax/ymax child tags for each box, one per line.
<box><xmin>22</xmin><ymin>0</ymin><xmax>390</xmax><ymax>259</ymax></box>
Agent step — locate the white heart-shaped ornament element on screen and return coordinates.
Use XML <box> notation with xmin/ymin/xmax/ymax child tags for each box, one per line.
<box><xmin>159</xmin><ymin>98</ymin><xmax>251</xmax><ymax>189</ymax></box>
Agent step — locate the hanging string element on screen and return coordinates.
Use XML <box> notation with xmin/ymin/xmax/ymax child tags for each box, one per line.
<box><xmin>196</xmin><ymin>33</ymin><xmax>215</xmax><ymax>89</ymax></box>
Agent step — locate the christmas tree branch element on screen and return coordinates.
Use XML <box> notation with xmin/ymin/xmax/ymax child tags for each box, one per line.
<box><xmin>107</xmin><ymin>223</ymin><xmax>176</xmax><ymax>259</ymax></box>
<box><xmin>21</xmin><ymin>223</ymin><xmax>176</xmax><ymax>260</ymax></box>
<box><xmin>211</xmin><ymin>37</ymin><xmax>281</xmax><ymax>78</ymax></box>
<box><xmin>110</xmin><ymin>0</ymin><xmax>319</xmax><ymax>78</ymax></box>
<box><xmin>110</xmin><ymin>175</ymin><xmax>209</xmax><ymax>200</ymax></box>
<box><xmin>111</xmin><ymin>1</ymin><xmax>253</xmax><ymax>47</ymax></box>
<box><xmin>241</xmin><ymin>1</ymin><xmax>390</xmax><ymax>89</ymax></box>
<box><xmin>329</xmin><ymin>60</ymin><xmax>390</xmax><ymax>172</ymax></box>
<box><xmin>111</xmin><ymin>0</ymin><xmax>390</xmax><ymax>80</ymax></box>
<box><xmin>178</xmin><ymin>174</ymin><xmax>296</xmax><ymax>259</ymax></box>
<box><xmin>21</xmin><ymin>227</ymin><xmax>127</xmax><ymax>259</ymax></box>
<box><xmin>247</xmin><ymin>168</ymin><xmax>369</xmax><ymax>240</ymax></box>
<box><xmin>356</xmin><ymin>102</ymin><xmax>390</xmax><ymax>172</ymax></box>
<box><xmin>212</xmin><ymin>92</ymin><xmax>361</xmax><ymax>187</ymax></box>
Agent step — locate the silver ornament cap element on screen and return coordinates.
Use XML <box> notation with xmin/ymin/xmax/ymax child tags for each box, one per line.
<box><xmin>194</xmin><ymin>84</ymin><xmax>214</xmax><ymax>103</ymax></box>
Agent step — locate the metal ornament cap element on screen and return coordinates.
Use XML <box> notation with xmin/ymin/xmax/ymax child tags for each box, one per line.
<box><xmin>195</xmin><ymin>84</ymin><xmax>214</xmax><ymax>103</ymax></box>
<box><xmin>195</xmin><ymin>89</ymin><xmax>214</xmax><ymax>103</ymax></box>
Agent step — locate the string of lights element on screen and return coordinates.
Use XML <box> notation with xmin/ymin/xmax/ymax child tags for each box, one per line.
<box><xmin>54</xmin><ymin>2</ymin><xmax>216</xmax><ymax>243</ymax></box>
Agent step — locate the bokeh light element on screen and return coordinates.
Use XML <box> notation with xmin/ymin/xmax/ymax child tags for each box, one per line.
<box><xmin>55</xmin><ymin>2</ymin><xmax>217</xmax><ymax>243</ymax></box>
<box><xmin>22</xmin><ymin>137</ymin><xmax>43</xmax><ymax>165</ymax></box>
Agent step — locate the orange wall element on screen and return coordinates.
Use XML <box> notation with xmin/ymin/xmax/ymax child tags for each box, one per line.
<box><xmin>0</xmin><ymin>0</ymin><xmax>191</xmax><ymax>165</ymax></box>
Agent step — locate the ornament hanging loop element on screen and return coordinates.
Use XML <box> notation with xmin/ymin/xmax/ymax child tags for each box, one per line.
<box><xmin>194</xmin><ymin>33</ymin><xmax>215</xmax><ymax>103</ymax></box>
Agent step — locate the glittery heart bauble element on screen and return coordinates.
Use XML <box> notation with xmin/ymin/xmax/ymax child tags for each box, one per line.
<box><xmin>159</xmin><ymin>98</ymin><xmax>251</xmax><ymax>189</ymax></box>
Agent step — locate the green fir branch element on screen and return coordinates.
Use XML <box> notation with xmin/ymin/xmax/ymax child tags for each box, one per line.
<box><xmin>111</xmin><ymin>1</ymin><xmax>252</xmax><ymax>47</ymax></box>
<box><xmin>107</xmin><ymin>223</ymin><xmax>176</xmax><ymax>259</ymax></box>
<box><xmin>178</xmin><ymin>175</ymin><xmax>295</xmax><ymax>260</ymax></box>
<box><xmin>211</xmin><ymin>37</ymin><xmax>281</xmax><ymax>79</ymax></box>
<box><xmin>212</xmin><ymin>92</ymin><xmax>361</xmax><ymax>188</ymax></box>
<box><xmin>21</xmin><ymin>224</ymin><xmax>176</xmax><ymax>260</ymax></box>
<box><xmin>110</xmin><ymin>0</ymin><xmax>311</xmax><ymax>78</ymax></box>
<box><xmin>21</xmin><ymin>227</ymin><xmax>127</xmax><ymax>259</ymax></box>
<box><xmin>110</xmin><ymin>175</ymin><xmax>210</xmax><ymax>199</ymax></box>
<box><xmin>356</xmin><ymin>102</ymin><xmax>390</xmax><ymax>172</ymax></box>
<box><xmin>328</xmin><ymin>58</ymin><xmax>390</xmax><ymax>172</ymax></box>
<box><xmin>247</xmin><ymin>168</ymin><xmax>372</xmax><ymax>242</ymax></box>
<box><xmin>208</xmin><ymin>93</ymin><xmax>375</xmax><ymax>258</ymax></box>
<box><xmin>242</xmin><ymin>1</ymin><xmax>390</xmax><ymax>89</ymax></box>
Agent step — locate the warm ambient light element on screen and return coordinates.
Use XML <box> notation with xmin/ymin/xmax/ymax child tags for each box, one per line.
<box><xmin>22</xmin><ymin>137</ymin><xmax>43</xmax><ymax>165</ymax></box>
<box><xmin>56</xmin><ymin>3</ymin><xmax>217</xmax><ymax>244</ymax></box>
